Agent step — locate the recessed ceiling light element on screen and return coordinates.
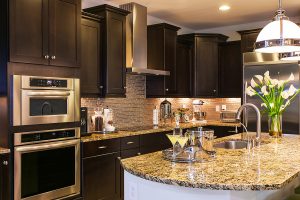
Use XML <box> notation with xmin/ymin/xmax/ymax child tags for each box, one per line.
<box><xmin>219</xmin><ymin>5</ymin><xmax>231</xmax><ymax>11</ymax></box>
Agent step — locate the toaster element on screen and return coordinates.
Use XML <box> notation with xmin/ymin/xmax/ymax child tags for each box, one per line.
<box><xmin>220</xmin><ymin>111</ymin><xmax>237</xmax><ymax>123</ymax></box>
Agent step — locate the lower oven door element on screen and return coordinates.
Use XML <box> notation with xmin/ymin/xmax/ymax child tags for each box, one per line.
<box><xmin>14</xmin><ymin>139</ymin><xmax>80</xmax><ymax>200</ymax></box>
<box><xmin>15</xmin><ymin>90</ymin><xmax>75</xmax><ymax>126</ymax></box>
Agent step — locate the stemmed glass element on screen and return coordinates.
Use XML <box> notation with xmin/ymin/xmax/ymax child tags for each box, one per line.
<box><xmin>166</xmin><ymin>128</ymin><xmax>184</xmax><ymax>159</ymax></box>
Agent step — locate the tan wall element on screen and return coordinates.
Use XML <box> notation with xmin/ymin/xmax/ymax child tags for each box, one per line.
<box><xmin>81</xmin><ymin>74</ymin><xmax>241</xmax><ymax>130</ymax></box>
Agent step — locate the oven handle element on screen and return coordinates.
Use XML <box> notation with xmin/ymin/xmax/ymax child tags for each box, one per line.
<box><xmin>15</xmin><ymin>139</ymin><xmax>79</xmax><ymax>153</ymax></box>
<box><xmin>26</xmin><ymin>91</ymin><xmax>71</xmax><ymax>97</ymax></box>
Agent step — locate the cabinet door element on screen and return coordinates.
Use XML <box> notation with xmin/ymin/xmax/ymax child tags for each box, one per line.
<box><xmin>0</xmin><ymin>154</ymin><xmax>10</xmax><ymax>200</ymax></box>
<box><xmin>140</xmin><ymin>132</ymin><xmax>172</xmax><ymax>154</ymax></box>
<box><xmin>81</xmin><ymin>17</ymin><xmax>102</xmax><ymax>96</ymax></box>
<box><xmin>240</xmin><ymin>30</ymin><xmax>260</xmax><ymax>53</ymax></box>
<box><xmin>164</xmin><ymin>29</ymin><xmax>177</xmax><ymax>95</ymax></box>
<box><xmin>82</xmin><ymin>152</ymin><xmax>120</xmax><ymax>200</ymax></box>
<box><xmin>146</xmin><ymin>76</ymin><xmax>165</xmax><ymax>97</ymax></box>
<box><xmin>49</xmin><ymin>0</ymin><xmax>81</xmax><ymax>67</ymax></box>
<box><xmin>9</xmin><ymin>0</ymin><xmax>49</xmax><ymax>65</ymax></box>
<box><xmin>219</xmin><ymin>41</ymin><xmax>242</xmax><ymax>97</ymax></box>
<box><xmin>176</xmin><ymin>41</ymin><xmax>192</xmax><ymax>97</ymax></box>
<box><xmin>105</xmin><ymin>12</ymin><xmax>126</xmax><ymax>97</ymax></box>
<box><xmin>193</xmin><ymin>38</ymin><xmax>218</xmax><ymax>97</ymax></box>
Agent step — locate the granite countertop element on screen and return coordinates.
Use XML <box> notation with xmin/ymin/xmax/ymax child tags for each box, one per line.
<box><xmin>121</xmin><ymin>133</ymin><xmax>300</xmax><ymax>191</ymax></box>
<box><xmin>0</xmin><ymin>147</ymin><xmax>10</xmax><ymax>154</ymax></box>
<box><xmin>81</xmin><ymin>120</ymin><xmax>240</xmax><ymax>142</ymax></box>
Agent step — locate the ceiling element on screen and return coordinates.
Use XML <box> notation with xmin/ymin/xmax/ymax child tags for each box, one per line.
<box><xmin>82</xmin><ymin>0</ymin><xmax>300</xmax><ymax>30</ymax></box>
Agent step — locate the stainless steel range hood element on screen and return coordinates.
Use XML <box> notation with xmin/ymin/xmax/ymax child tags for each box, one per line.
<box><xmin>120</xmin><ymin>3</ymin><xmax>170</xmax><ymax>76</ymax></box>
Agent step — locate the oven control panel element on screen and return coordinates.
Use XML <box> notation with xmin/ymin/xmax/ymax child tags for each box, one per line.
<box><xmin>30</xmin><ymin>78</ymin><xmax>68</xmax><ymax>88</ymax></box>
<box><xmin>20</xmin><ymin>129</ymin><xmax>76</xmax><ymax>144</ymax></box>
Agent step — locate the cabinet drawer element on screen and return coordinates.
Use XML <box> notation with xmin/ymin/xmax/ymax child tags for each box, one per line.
<box><xmin>82</xmin><ymin>138</ymin><xmax>121</xmax><ymax>158</ymax></box>
<box><xmin>140</xmin><ymin>132</ymin><xmax>171</xmax><ymax>147</ymax></box>
<box><xmin>121</xmin><ymin>136</ymin><xmax>139</xmax><ymax>150</ymax></box>
<box><xmin>121</xmin><ymin>148</ymin><xmax>140</xmax><ymax>159</ymax></box>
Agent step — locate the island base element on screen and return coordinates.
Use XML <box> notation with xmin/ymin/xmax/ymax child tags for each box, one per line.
<box><xmin>124</xmin><ymin>171</ymin><xmax>300</xmax><ymax>200</ymax></box>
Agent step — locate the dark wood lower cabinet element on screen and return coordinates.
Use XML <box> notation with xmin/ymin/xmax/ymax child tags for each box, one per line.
<box><xmin>0</xmin><ymin>153</ymin><xmax>10</xmax><ymax>200</ymax></box>
<box><xmin>82</xmin><ymin>152</ymin><xmax>121</xmax><ymax>200</ymax></box>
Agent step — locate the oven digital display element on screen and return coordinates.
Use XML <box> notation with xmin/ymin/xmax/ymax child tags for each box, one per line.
<box><xmin>21</xmin><ymin>129</ymin><xmax>76</xmax><ymax>143</ymax></box>
<box><xmin>30</xmin><ymin>78</ymin><xmax>68</xmax><ymax>88</ymax></box>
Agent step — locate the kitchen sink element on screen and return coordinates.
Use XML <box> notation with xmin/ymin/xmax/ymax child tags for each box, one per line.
<box><xmin>214</xmin><ymin>140</ymin><xmax>248</xmax><ymax>150</ymax></box>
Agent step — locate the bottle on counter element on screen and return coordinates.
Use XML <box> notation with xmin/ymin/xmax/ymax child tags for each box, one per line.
<box><xmin>153</xmin><ymin>106</ymin><xmax>159</xmax><ymax>126</ymax></box>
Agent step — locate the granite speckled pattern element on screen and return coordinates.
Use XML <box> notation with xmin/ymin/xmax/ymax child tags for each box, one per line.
<box><xmin>81</xmin><ymin>121</ymin><xmax>240</xmax><ymax>142</ymax></box>
<box><xmin>121</xmin><ymin>133</ymin><xmax>300</xmax><ymax>191</ymax></box>
<box><xmin>0</xmin><ymin>147</ymin><xmax>10</xmax><ymax>154</ymax></box>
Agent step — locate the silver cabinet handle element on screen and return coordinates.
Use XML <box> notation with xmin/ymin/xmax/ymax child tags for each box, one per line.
<box><xmin>137</xmin><ymin>153</ymin><xmax>141</xmax><ymax>156</ymax></box>
<box><xmin>3</xmin><ymin>161</ymin><xmax>8</xmax><ymax>165</ymax></box>
<box><xmin>98</xmin><ymin>146</ymin><xmax>107</xmax><ymax>149</ymax></box>
<box><xmin>124</xmin><ymin>86</ymin><xmax>127</xmax><ymax>89</ymax></box>
<box><xmin>27</xmin><ymin>91</ymin><xmax>70</xmax><ymax>97</ymax></box>
<box><xmin>44</xmin><ymin>55</ymin><xmax>49</xmax><ymax>59</ymax></box>
<box><xmin>126</xmin><ymin>141</ymin><xmax>134</xmax><ymax>145</ymax></box>
<box><xmin>117</xmin><ymin>157</ymin><xmax>121</xmax><ymax>159</ymax></box>
<box><xmin>51</xmin><ymin>56</ymin><xmax>56</xmax><ymax>60</ymax></box>
<box><xmin>99</xmin><ymin>86</ymin><xmax>104</xmax><ymax>89</ymax></box>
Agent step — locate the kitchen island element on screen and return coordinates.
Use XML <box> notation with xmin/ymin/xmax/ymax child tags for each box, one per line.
<box><xmin>121</xmin><ymin>133</ymin><xmax>300</xmax><ymax>200</ymax></box>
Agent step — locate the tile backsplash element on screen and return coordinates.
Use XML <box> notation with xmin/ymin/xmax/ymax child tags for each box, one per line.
<box><xmin>81</xmin><ymin>74</ymin><xmax>241</xmax><ymax>130</ymax></box>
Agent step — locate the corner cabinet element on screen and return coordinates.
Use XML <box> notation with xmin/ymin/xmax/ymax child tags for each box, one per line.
<box><xmin>146</xmin><ymin>23</ymin><xmax>180</xmax><ymax>97</ymax></box>
<box><xmin>238</xmin><ymin>29</ymin><xmax>261</xmax><ymax>53</ymax></box>
<box><xmin>84</xmin><ymin>5</ymin><xmax>129</xmax><ymax>98</ymax></box>
<box><xmin>81</xmin><ymin>13</ymin><xmax>103</xmax><ymax>96</ymax></box>
<box><xmin>9</xmin><ymin>0</ymin><xmax>81</xmax><ymax>67</ymax></box>
<box><xmin>178</xmin><ymin>34</ymin><xmax>228</xmax><ymax>97</ymax></box>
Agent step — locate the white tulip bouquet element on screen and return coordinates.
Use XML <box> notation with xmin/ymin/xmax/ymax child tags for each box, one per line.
<box><xmin>246</xmin><ymin>71</ymin><xmax>300</xmax><ymax>137</ymax></box>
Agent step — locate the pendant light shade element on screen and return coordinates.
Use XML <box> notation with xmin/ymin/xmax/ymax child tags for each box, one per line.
<box><xmin>254</xmin><ymin>0</ymin><xmax>300</xmax><ymax>53</ymax></box>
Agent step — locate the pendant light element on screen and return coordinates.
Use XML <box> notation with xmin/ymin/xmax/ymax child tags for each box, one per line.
<box><xmin>254</xmin><ymin>0</ymin><xmax>300</xmax><ymax>53</ymax></box>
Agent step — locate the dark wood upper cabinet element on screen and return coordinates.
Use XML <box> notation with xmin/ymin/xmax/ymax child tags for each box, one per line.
<box><xmin>219</xmin><ymin>41</ymin><xmax>242</xmax><ymax>98</ymax></box>
<box><xmin>146</xmin><ymin>23</ymin><xmax>180</xmax><ymax>97</ymax></box>
<box><xmin>9</xmin><ymin>0</ymin><xmax>81</xmax><ymax>67</ymax></box>
<box><xmin>178</xmin><ymin>33</ymin><xmax>228</xmax><ymax>97</ymax></box>
<box><xmin>176</xmin><ymin>38</ymin><xmax>192</xmax><ymax>97</ymax></box>
<box><xmin>84</xmin><ymin>5</ymin><xmax>129</xmax><ymax>98</ymax></box>
<box><xmin>238</xmin><ymin>29</ymin><xmax>261</xmax><ymax>53</ymax></box>
<box><xmin>81</xmin><ymin>13</ymin><xmax>103</xmax><ymax>96</ymax></box>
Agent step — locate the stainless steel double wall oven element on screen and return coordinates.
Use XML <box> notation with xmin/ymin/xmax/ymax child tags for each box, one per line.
<box><xmin>12</xmin><ymin>75</ymin><xmax>81</xmax><ymax>200</ymax></box>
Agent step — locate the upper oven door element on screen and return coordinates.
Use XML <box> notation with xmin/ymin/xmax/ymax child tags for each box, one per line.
<box><xmin>17</xmin><ymin>90</ymin><xmax>75</xmax><ymax>125</ymax></box>
<box><xmin>14</xmin><ymin>139</ymin><xmax>80</xmax><ymax>200</ymax></box>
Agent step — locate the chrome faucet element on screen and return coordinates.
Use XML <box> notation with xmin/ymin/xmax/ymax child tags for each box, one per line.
<box><xmin>236</xmin><ymin>103</ymin><xmax>261</xmax><ymax>142</ymax></box>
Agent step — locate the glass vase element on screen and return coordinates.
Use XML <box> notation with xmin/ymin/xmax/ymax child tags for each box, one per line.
<box><xmin>268</xmin><ymin>114</ymin><xmax>282</xmax><ymax>138</ymax></box>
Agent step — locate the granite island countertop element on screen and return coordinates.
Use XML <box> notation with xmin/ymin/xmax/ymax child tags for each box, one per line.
<box><xmin>121</xmin><ymin>133</ymin><xmax>300</xmax><ymax>191</ymax></box>
<box><xmin>81</xmin><ymin>120</ymin><xmax>240</xmax><ymax>142</ymax></box>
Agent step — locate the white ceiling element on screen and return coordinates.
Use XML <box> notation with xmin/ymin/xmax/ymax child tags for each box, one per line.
<box><xmin>82</xmin><ymin>0</ymin><xmax>300</xmax><ymax>30</ymax></box>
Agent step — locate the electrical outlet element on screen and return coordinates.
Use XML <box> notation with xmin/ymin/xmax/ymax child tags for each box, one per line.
<box><xmin>216</xmin><ymin>105</ymin><xmax>220</xmax><ymax>112</ymax></box>
<box><xmin>128</xmin><ymin>181</ymin><xmax>138</xmax><ymax>200</ymax></box>
<box><xmin>221</xmin><ymin>105</ymin><xmax>227</xmax><ymax>111</ymax></box>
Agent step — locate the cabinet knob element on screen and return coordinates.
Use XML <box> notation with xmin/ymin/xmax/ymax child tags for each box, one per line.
<box><xmin>137</xmin><ymin>153</ymin><xmax>141</xmax><ymax>156</ymax></box>
<box><xmin>51</xmin><ymin>56</ymin><xmax>56</xmax><ymax>60</ymax></box>
<box><xmin>99</xmin><ymin>85</ymin><xmax>104</xmax><ymax>89</ymax></box>
<box><xmin>166</xmin><ymin>88</ymin><xmax>169</xmax><ymax>92</ymax></box>
<box><xmin>124</xmin><ymin>86</ymin><xmax>127</xmax><ymax>89</ymax></box>
<box><xmin>213</xmin><ymin>89</ymin><xmax>217</xmax><ymax>93</ymax></box>
<box><xmin>117</xmin><ymin>157</ymin><xmax>121</xmax><ymax>160</ymax></box>
<box><xmin>44</xmin><ymin>55</ymin><xmax>49</xmax><ymax>59</ymax></box>
<box><xmin>3</xmin><ymin>161</ymin><xmax>8</xmax><ymax>166</ymax></box>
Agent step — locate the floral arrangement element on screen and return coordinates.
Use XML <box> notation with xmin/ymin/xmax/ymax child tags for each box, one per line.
<box><xmin>246</xmin><ymin>71</ymin><xmax>300</xmax><ymax>137</ymax></box>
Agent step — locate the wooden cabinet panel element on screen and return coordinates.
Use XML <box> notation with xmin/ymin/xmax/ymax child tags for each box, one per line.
<box><xmin>105</xmin><ymin>12</ymin><xmax>126</xmax><ymax>96</ymax></box>
<box><xmin>219</xmin><ymin>41</ymin><xmax>242</xmax><ymax>98</ymax></box>
<box><xmin>176</xmin><ymin>40</ymin><xmax>192</xmax><ymax>97</ymax></box>
<box><xmin>0</xmin><ymin>153</ymin><xmax>10</xmax><ymax>200</ymax></box>
<box><xmin>238</xmin><ymin>29</ymin><xmax>261</xmax><ymax>53</ymax></box>
<box><xmin>82</xmin><ymin>138</ymin><xmax>120</xmax><ymax>158</ymax></box>
<box><xmin>82</xmin><ymin>152</ymin><xmax>120</xmax><ymax>200</ymax></box>
<box><xmin>146</xmin><ymin>23</ymin><xmax>180</xmax><ymax>97</ymax></box>
<box><xmin>140</xmin><ymin>132</ymin><xmax>172</xmax><ymax>154</ymax></box>
<box><xmin>81</xmin><ymin>14</ymin><xmax>103</xmax><ymax>96</ymax></box>
<box><xmin>121</xmin><ymin>136</ymin><xmax>140</xmax><ymax>150</ymax></box>
<box><xmin>49</xmin><ymin>0</ymin><xmax>81</xmax><ymax>67</ymax></box>
<box><xmin>84</xmin><ymin>5</ymin><xmax>129</xmax><ymax>97</ymax></box>
<box><xmin>9</xmin><ymin>0</ymin><xmax>48</xmax><ymax>65</ymax></box>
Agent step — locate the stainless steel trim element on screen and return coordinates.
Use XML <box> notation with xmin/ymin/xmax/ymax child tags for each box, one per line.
<box><xmin>13</xmin><ymin>75</ymin><xmax>22</xmax><ymax>126</ymax></box>
<box><xmin>21</xmin><ymin>75</ymin><xmax>74</xmax><ymax>90</ymax></box>
<box><xmin>14</xmin><ymin>128</ymin><xmax>80</xmax><ymax>146</ymax></box>
<box><xmin>254</xmin><ymin>38</ymin><xmax>300</xmax><ymax>51</ymax></box>
<box><xmin>14</xmin><ymin>139</ymin><xmax>80</xmax><ymax>200</ymax></box>
<box><xmin>126</xmin><ymin>67</ymin><xmax>170</xmax><ymax>76</ymax></box>
<box><xmin>74</xmin><ymin>78</ymin><xmax>80</xmax><ymax>122</ymax></box>
<box><xmin>243</xmin><ymin>52</ymin><xmax>299</xmax><ymax>66</ymax></box>
<box><xmin>26</xmin><ymin>91</ymin><xmax>71</xmax><ymax>97</ymax></box>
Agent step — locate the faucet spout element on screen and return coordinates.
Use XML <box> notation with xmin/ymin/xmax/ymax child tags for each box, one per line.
<box><xmin>236</xmin><ymin>103</ymin><xmax>261</xmax><ymax>142</ymax></box>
